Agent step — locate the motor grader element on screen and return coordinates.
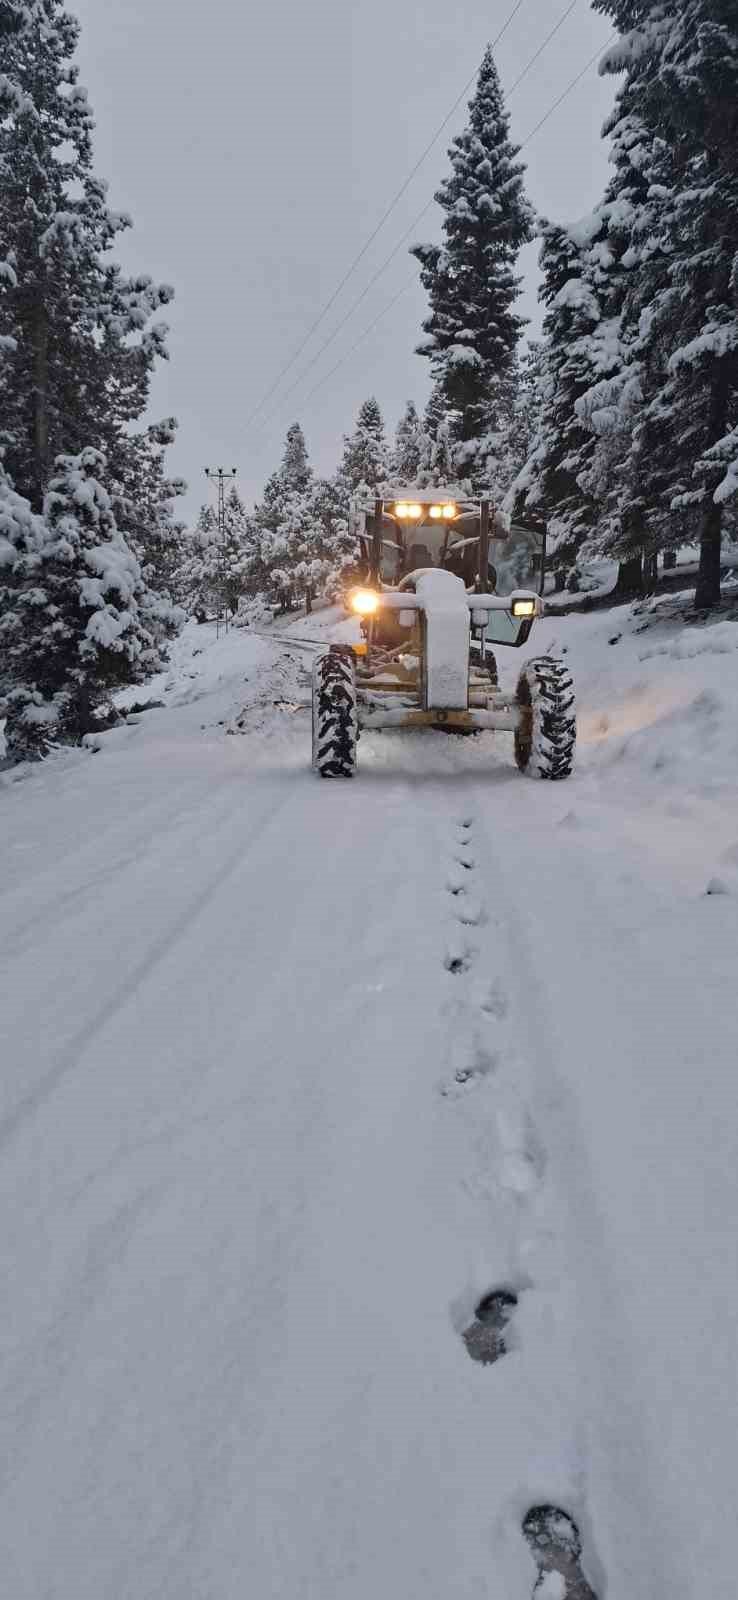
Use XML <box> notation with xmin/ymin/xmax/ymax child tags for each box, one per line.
<box><xmin>311</xmin><ymin>491</ymin><xmax>575</xmax><ymax>779</ymax></box>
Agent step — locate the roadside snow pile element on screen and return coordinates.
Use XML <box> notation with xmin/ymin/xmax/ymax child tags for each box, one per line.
<box><xmin>522</xmin><ymin>597</ymin><xmax>738</xmax><ymax>803</ymax></box>
<box><xmin>114</xmin><ymin>618</ymin><xmax>274</xmax><ymax>715</ymax></box>
<box><xmin>637</xmin><ymin>618</ymin><xmax>738</xmax><ymax>659</ymax></box>
<box><xmin>0</xmin><ymin>621</ymin><xmax>276</xmax><ymax>776</ymax></box>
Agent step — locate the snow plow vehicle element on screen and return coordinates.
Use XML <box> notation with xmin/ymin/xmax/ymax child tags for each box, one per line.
<box><xmin>312</xmin><ymin>491</ymin><xmax>575</xmax><ymax>779</ymax></box>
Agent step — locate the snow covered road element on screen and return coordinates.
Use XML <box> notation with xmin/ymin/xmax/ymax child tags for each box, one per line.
<box><xmin>1</xmin><ymin>610</ymin><xmax>737</xmax><ymax>1598</ymax></box>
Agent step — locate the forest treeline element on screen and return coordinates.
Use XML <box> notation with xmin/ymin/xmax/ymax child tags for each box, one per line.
<box><xmin>1</xmin><ymin>0</ymin><xmax>736</xmax><ymax>758</ymax></box>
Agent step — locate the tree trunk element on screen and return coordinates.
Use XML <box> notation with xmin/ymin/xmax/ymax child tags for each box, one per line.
<box><xmin>643</xmin><ymin>553</ymin><xmax>658</xmax><ymax>591</ymax></box>
<box><xmin>694</xmin><ymin>497</ymin><xmax>722</xmax><ymax>609</ymax></box>
<box><xmin>538</xmin><ymin>527</ymin><xmax>547</xmax><ymax>597</ymax></box>
<box><xmin>75</xmin><ymin>679</ymin><xmax>94</xmax><ymax>737</ymax></box>
<box><xmin>616</xmin><ymin>554</ymin><xmax>644</xmax><ymax>598</ymax></box>
<box><xmin>695</xmin><ymin>368</ymin><xmax>730</xmax><ymax>609</ymax></box>
<box><xmin>31</xmin><ymin>289</ymin><xmax>49</xmax><ymax>513</ymax></box>
<box><xmin>663</xmin><ymin>549</ymin><xmax>677</xmax><ymax>570</ymax></box>
<box><xmin>305</xmin><ymin>587</ymin><xmax>313</xmax><ymax>615</ymax></box>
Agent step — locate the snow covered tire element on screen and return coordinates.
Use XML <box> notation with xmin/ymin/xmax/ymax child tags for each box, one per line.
<box><xmin>515</xmin><ymin>656</ymin><xmax>576</xmax><ymax>780</ymax></box>
<box><xmin>312</xmin><ymin>646</ymin><xmax>358</xmax><ymax>778</ymax></box>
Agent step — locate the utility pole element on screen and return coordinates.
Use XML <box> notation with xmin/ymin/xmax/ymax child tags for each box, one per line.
<box><xmin>204</xmin><ymin>466</ymin><xmax>237</xmax><ymax>635</ymax></box>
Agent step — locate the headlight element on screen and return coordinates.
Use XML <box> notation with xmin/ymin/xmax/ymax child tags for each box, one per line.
<box><xmin>395</xmin><ymin>502</ymin><xmax>423</xmax><ymax>519</ymax></box>
<box><xmin>395</xmin><ymin>502</ymin><xmax>409</xmax><ymax>518</ymax></box>
<box><xmin>512</xmin><ymin>598</ymin><xmax>537</xmax><ymax>618</ymax></box>
<box><xmin>429</xmin><ymin>505</ymin><xmax>443</xmax><ymax>520</ymax></box>
<box><xmin>350</xmin><ymin>589</ymin><xmax>379</xmax><ymax>616</ymax></box>
<box><xmin>442</xmin><ymin>503</ymin><xmax>457</xmax><ymax>520</ymax></box>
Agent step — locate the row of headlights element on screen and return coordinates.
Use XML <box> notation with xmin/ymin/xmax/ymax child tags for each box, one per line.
<box><xmin>349</xmin><ymin>591</ymin><xmax>538</xmax><ymax>619</ymax></box>
<box><xmin>393</xmin><ymin>502</ymin><xmax>457</xmax><ymax>521</ymax></box>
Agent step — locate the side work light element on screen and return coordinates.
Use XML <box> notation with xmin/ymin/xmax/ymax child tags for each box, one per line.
<box><xmin>512</xmin><ymin>598</ymin><xmax>537</xmax><ymax>619</ymax></box>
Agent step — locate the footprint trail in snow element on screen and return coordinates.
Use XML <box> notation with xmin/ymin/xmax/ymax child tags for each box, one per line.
<box><xmin>438</xmin><ymin>809</ymin><xmax>601</xmax><ymax>1597</ymax></box>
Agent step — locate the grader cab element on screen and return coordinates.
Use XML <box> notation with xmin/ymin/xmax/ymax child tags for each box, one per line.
<box><xmin>312</xmin><ymin>491</ymin><xmax>575</xmax><ymax>780</ymax></box>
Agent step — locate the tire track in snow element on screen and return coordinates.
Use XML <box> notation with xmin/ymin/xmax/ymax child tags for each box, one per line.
<box><xmin>0</xmin><ymin>779</ymin><xmax>298</xmax><ymax>1157</ymax></box>
<box><xmin>0</xmin><ymin>774</ymin><xmax>248</xmax><ymax>961</ymax></box>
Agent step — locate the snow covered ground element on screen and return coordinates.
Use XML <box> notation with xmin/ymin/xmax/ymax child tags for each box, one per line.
<box><xmin>1</xmin><ymin>600</ymin><xmax>737</xmax><ymax>1599</ymax></box>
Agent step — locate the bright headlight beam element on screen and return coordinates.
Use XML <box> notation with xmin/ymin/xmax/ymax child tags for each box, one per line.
<box><xmin>350</xmin><ymin>589</ymin><xmax>379</xmax><ymax>616</ymax></box>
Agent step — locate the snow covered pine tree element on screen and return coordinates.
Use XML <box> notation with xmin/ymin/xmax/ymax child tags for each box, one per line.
<box><xmin>252</xmin><ymin>425</ymin><xmax>354</xmax><ymax>611</ymax></box>
<box><xmin>591</xmin><ymin>0</ymin><xmax>738</xmax><ymax>607</ymax></box>
<box><xmin>0</xmin><ymin>0</ymin><xmax>175</xmax><ymax>510</ymax></box>
<box><xmin>1</xmin><ymin>450</ymin><xmax>180</xmax><ymax>758</ymax></box>
<box><xmin>391</xmin><ymin>401</ymin><xmax>424</xmax><ymax>482</ymax></box>
<box><xmin>508</xmin><ymin>224</ymin><xmax>602</xmax><ymax>586</ymax></box>
<box><xmin>411</xmin><ymin>45</ymin><xmax>534</xmax><ymax>496</ymax></box>
<box><xmin>337</xmin><ymin>398</ymin><xmax>389</xmax><ymax>496</ymax></box>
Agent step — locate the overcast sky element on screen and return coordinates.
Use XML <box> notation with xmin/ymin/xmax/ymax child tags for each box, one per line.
<box><xmin>70</xmin><ymin>0</ymin><xmax>616</xmax><ymax>519</ymax></box>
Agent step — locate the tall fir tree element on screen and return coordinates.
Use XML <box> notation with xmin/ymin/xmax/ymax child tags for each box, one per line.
<box><xmin>590</xmin><ymin>0</ymin><xmax>738</xmax><ymax>605</ymax></box>
<box><xmin>113</xmin><ymin>418</ymin><xmax>188</xmax><ymax>600</ymax></box>
<box><xmin>573</xmin><ymin>75</ymin><xmax>677</xmax><ymax>593</ymax></box>
<box><xmin>509</xmin><ymin>223</ymin><xmax>603</xmax><ymax>581</ymax></box>
<box><xmin>411</xmin><ymin>45</ymin><xmax>534</xmax><ymax>493</ymax></box>
<box><xmin>1</xmin><ymin>448</ymin><xmax>180</xmax><ymax>755</ymax></box>
<box><xmin>280</xmin><ymin>422</ymin><xmax>311</xmax><ymax>494</ymax></box>
<box><xmin>417</xmin><ymin>382</ymin><xmax>456</xmax><ymax>485</ymax></box>
<box><xmin>391</xmin><ymin>401</ymin><xmax>423</xmax><ymax>482</ymax></box>
<box><xmin>337</xmin><ymin>397</ymin><xmax>388</xmax><ymax>496</ymax></box>
<box><xmin>0</xmin><ymin>0</ymin><xmax>174</xmax><ymax>511</ymax></box>
<box><xmin>176</xmin><ymin>504</ymin><xmax>218</xmax><ymax>617</ymax></box>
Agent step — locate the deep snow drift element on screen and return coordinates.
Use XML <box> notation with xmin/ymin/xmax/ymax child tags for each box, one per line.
<box><xmin>1</xmin><ymin>598</ymin><xmax>737</xmax><ymax>1599</ymax></box>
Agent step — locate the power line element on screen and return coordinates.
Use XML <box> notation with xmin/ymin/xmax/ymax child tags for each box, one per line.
<box><xmin>250</xmin><ymin>209</ymin><xmax>433</xmax><ymax>443</ymax></box>
<box><xmin>248</xmin><ymin>0</ymin><xmax>582</xmax><ymax>445</ymax></box>
<box><xmin>507</xmin><ymin>0</ymin><xmax>579</xmax><ymax>96</ymax></box>
<box><xmin>300</xmin><ymin>277</ymin><xmax>417</xmax><ymax>410</ymax></box>
<box><xmin>249</xmin><ymin>32</ymin><xmax>616</xmax><ymax>459</ymax></box>
<box><xmin>241</xmin><ymin>0</ymin><xmax>530</xmax><ymax>432</ymax></box>
<box><xmin>520</xmin><ymin>35</ymin><xmax>614</xmax><ymax>145</ymax></box>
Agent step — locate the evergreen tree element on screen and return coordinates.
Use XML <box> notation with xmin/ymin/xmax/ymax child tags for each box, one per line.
<box><xmin>0</xmin><ymin>0</ymin><xmax>174</xmax><ymax>511</ymax></box>
<box><xmin>113</xmin><ymin>417</ymin><xmax>188</xmax><ymax>599</ymax></box>
<box><xmin>509</xmin><ymin>223</ymin><xmax>602</xmax><ymax>578</ymax></box>
<box><xmin>391</xmin><ymin>401</ymin><xmax>423</xmax><ymax>482</ymax></box>
<box><xmin>176</xmin><ymin>504</ymin><xmax>218</xmax><ymax>617</ymax></box>
<box><xmin>411</xmin><ymin>45</ymin><xmax>534</xmax><ymax>491</ymax></box>
<box><xmin>218</xmin><ymin>485</ymin><xmax>256</xmax><ymax>614</ymax></box>
<box><xmin>1</xmin><ymin>448</ymin><xmax>180</xmax><ymax>756</ymax></box>
<box><xmin>280</xmin><ymin>422</ymin><xmax>311</xmax><ymax>494</ymax></box>
<box><xmin>338</xmin><ymin>397</ymin><xmax>388</xmax><ymax>495</ymax></box>
<box><xmin>416</xmin><ymin>382</ymin><xmax>456</xmax><ymax>486</ymax></box>
<box><xmin>0</xmin><ymin>466</ymin><xmax>46</xmax><ymax>697</ymax></box>
<box><xmin>590</xmin><ymin>0</ymin><xmax>738</xmax><ymax>605</ymax></box>
<box><xmin>258</xmin><ymin>422</ymin><xmax>313</xmax><ymax>527</ymax></box>
<box><xmin>248</xmin><ymin>418</ymin><xmax>358</xmax><ymax>610</ymax></box>
<box><xmin>176</xmin><ymin>492</ymin><xmax>260</xmax><ymax>618</ymax></box>
<box><xmin>306</xmin><ymin>476</ymin><xmax>356</xmax><ymax>600</ymax></box>
<box><xmin>258</xmin><ymin>475</ymin><xmax>354</xmax><ymax>611</ymax></box>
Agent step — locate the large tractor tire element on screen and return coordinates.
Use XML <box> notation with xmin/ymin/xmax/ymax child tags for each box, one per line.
<box><xmin>515</xmin><ymin>656</ymin><xmax>576</xmax><ymax>780</ymax></box>
<box><xmin>312</xmin><ymin>645</ymin><xmax>358</xmax><ymax>778</ymax></box>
